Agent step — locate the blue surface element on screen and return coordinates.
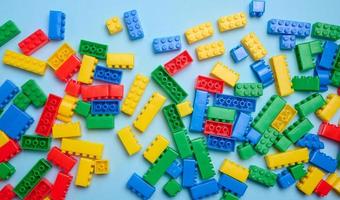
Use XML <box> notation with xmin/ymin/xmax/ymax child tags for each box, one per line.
<box><xmin>0</xmin><ymin>0</ymin><xmax>339</xmax><ymax>200</ymax></box>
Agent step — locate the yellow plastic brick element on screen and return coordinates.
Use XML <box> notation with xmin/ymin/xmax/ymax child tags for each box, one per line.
<box><xmin>3</xmin><ymin>50</ymin><xmax>47</xmax><ymax>75</ymax></box>
<box><xmin>219</xmin><ymin>159</ymin><xmax>249</xmax><ymax>182</ymax></box>
<box><xmin>106</xmin><ymin>53</ymin><xmax>134</xmax><ymax>69</ymax></box>
<box><xmin>133</xmin><ymin>92</ymin><xmax>166</xmax><ymax>132</ymax></box>
<box><xmin>326</xmin><ymin>173</ymin><xmax>338</xmax><ymax>186</ymax></box>
<box><xmin>210</xmin><ymin>62</ymin><xmax>240</xmax><ymax>87</ymax></box>
<box><xmin>264</xmin><ymin>148</ymin><xmax>309</xmax><ymax>170</ymax></box>
<box><xmin>52</xmin><ymin>122</ymin><xmax>81</xmax><ymax>138</ymax></box>
<box><xmin>296</xmin><ymin>166</ymin><xmax>325</xmax><ymax>195</ymax></box>
<box><xmin>43</xmin><ymin>197</ymin><xmax>51</xmax><ymax>200</ymax></box>
<box><xmin>106</xmin><ymin>16</ymin><xmax>123</xmax><ymax>35</ymax></box>
<box><xmin>143</xmin><ymin>134</ymin><xmax>169</xmax><ymax>163</ymax></box>
<box><xmin>121</xmin><ymin>74</ymin><xmax>150</xmax><ymax>116</ymax></box>
<box><xmin>75</xmin><ymin>158</ymin><xmax>95</xmax><ymax>187</ymax></box>
<box><xmin>47</xmin><ymin>43</ymin><xmax>75</xmax><ymax>70</ymax></box>
<box><xmin>185</xmin><ymin>22</ymin><xmax>214</xmax><ymax>44</ymax></box>
<box><xmin>57</xmin><ymin>95</ymin><xmax>78</xmax><ymax>123</ymax></box>
<box><xmin>241</xmin><ymin>32</ymin><xmax>267</xmax><ymax>61</ymax></box>
<box><xmin>117</xmin><ymin>126</ymin><xmax>141</xmax><ymax>156</ymax></box>
<box><xmin>94</xmin><ymin>160</ymin><xmax>109</xmax><ymax>174</ymax></box>
<box><xmin>77</xmin><ymin>55</ymin><xmax>98</xmax><ymax>84</ymax></box>
<box><xmin>176</xmin><ymin>100</ymin><xmax>193</xmax><ymax>117</ymax></box>
<box><xmin>195</xmin><ymin>40</ymin><xmax>225</xmax><ymax>61</ymax></box>
<box><xmin>60</xmin><ymin>138</ymin><xmax>104</xmax><ymax>159</ymax></box>
<box><xmin>334</xmin><ymin>178</ymin><xmax>340</xmax><ymax>194</ymax></box>
<box><xmin>271</xmin><ymin>104</ymin><xmax>297</xmax><ymax>132</ymax></box>
<box><xmin>316</xmin><ymin>94</ymin><xmax>340</xmax><ymax>122</ymax></box>
<box><xmin>218</xmin><ymin>12</ymin><xmax>247</xmax><ymax>32</ymax></box>
<box><xmin>0</xmin><ymin>130</ymin><xmax>9</xmax><ymax>147</ymax></box>
<box><xmin>270</xmin><ymin>55</ymin><xmax>294</xmax><ymax>97</ymax></box>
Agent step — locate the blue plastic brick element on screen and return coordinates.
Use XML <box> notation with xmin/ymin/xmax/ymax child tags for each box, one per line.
<box><xmin>152</xmin><ymin>35</ymin><xmax>181</xmax><ymax>54</ymax></box>
<box><xmin>309</xmin><ymin>150</ymin><xmax>337</xmax><ymax>173</ymax></box>
<box><xmin>48</xmin><ymin>10</ymin><xmax>65</xmax><ymax>40</ymax></box>
<box><xmin>190</xmin><ymin>179</ymin><xmax>219</xmax><ymax>200</ymax></box>
<box><xmin>207</xmin><ymin>135</ymin><xmax>235</xmax><ymax>152</ymax></box>
<box><xmin>232</xmin><ymin>112</ymin><xmax>252</xmax><ymax>141</ymax></box>
<box><xmin>277</xmin><ymin>170</ymin><xmax>295</xmax><ymax>189</ymax></box>
<box><xmin>189</xmin><ymin>90</ymin><xmax>209</xmax><ymax>132</ymax></box>
<box><xmin>213</xmin><ymin>94</ymin><xmax>256</xmax><ymax>113</ymax></box>
<box><xmin>0</xmin><ymin>80</ymin><xmax>19</xmax><ymax>110</ymax></box>
<box><xmin>267</xmin><ymin>19</ymin><xmax>311</xmax><ymax>38</ymax></box>
<box><xmin>91</xmin><ymin>100</ymin><xmax>120</xmax><ymax>115</ymax></box>
<box><xmin>182</xmin><ymin>159</ymin><xmax>197</xmax><ymax>188</ymax></box>
<box><xmin>127</xmin><ymin>173</ymin><xmax>155</xmax><ymax>200</ymax></box>
<box><xmin>246</xmin><ymin>128</ymin><xmax>261</xmax><ymax>145</ymax></box>
<box><xmin>280</xmin><ymin>35</ymin><xmax>296</xmax><ymax>50</ymax></box>
<box><xmin>250</xmin><ymin>60</ymin><xmax>274</xmax><ymax>87</ymax></box>
<box><xmin>93</xmin><ymin>65</ymin><xmax>122</xmax><ymax>84</ymax></box>
<box><xmin>249</xmin><ymin>0</ymin><xmax>265</xmax><ymax>17</ymax></box>
<box><xmin>166</xmin><ymin>160</ymin><xmax>182</xmax><ymax>179</ymax></box>
<box><xmin>296</xmin><ymin>134</ymin><xmax>324</xmax><ymax>150</ymax></box>
<box><xmin>230</xmin><ymin>45</ymin><xmax>248</xmax><ymax>63</ymax></box>
<box><xmin>123</xmin><ymin>10</ymin><xmax>144</xmax><ymax>40</ymax></box>
<box><xmin>317</xmin><ymin>41</ymin><xmax>338</xmax><ymax>69</ymax></box>
<box><xmin>0</xmin><ymin>105</ymin><xmax>33</xmax><ymax>140</ymax></box>
<box><xmin>314</xmin><ymin>68</ymin><xmax>330</xmax><ymax>92</ymax></box>
<box><xmin>218</xmin><ymin>174</ymin><xmax>248</xmax><ymax>197</ymax></box>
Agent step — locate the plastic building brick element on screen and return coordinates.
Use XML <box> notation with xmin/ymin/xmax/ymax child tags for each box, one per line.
<box><xmin>93</xmin><ymin>65</ymin><xmax>122</xmax><ymax>84</ymax></box>
<box><xmin>234</xmin><ymin>83</ymin><xmax>263</xmax><ymax>97</ymax></box>
<box><xmin>317</xmin><ymin>41</ymin><xmax>338</xmax><ymax>69</ymax></box>
<box><xmin>176</xmin><ymin>100</ymin><xmax>193</xmax><ymax>117</ymax></box>
<box><xmin>309</xmin><ymin>150</ymin><xmax>337</xmax><ymax>173</ymax></box>
<box><xmin>20</xmin><ymin>135</ymin><xmax>51</xmax><ymax>151</ymax></box>
<box><xmin>153</xmin><ymin>35</ymin><xmax>181</xmax><ymax>54</ymax></box>
<box><xmin>207</xmin><ymin>135</ymin><xmax>235</xmax><ymax>152</ymax></box>
<box><xmin>316</xmin><ymin>94</ymin><xmax>340</xmax><ymax>121</ymax></box>
<box><xmin>57</xmin><ymin>94</ymin><xmax>78</xmax><ymax>122</ymax></box>
<box><xmin>52</xmin><ymin>122</ymin><xmax>81</xmax><ymax>138</ymax></box>
<box><xmin>65</xmin><ymin>80</ymin><xmax>81</xmax><ymax>97</ymax></box>
<box><xmin>189</xmin><ymin>90</ymin><xmax>209</xmax><ymax>132</ymax></box>
<box><xmin>196</xmin><ymin>40</ymin><xmax>225</xmax><ymax>61</ymax></box>
<box><xmin>237</xmin><ymin>142</ymin><xmax>256</xmax><ymax>160</ymax></box>
<box><xmin>204</xmin><ymin>120</ymin><xmax>233</xmax><ymax>137</ymax></box>
<box><xmin>249</xmin><ymin>0</ymin><xmax>265</xmax><ymax>17</ymax></box>
<box><xmin>50</xmin><ymin>172</ymin><xmax>73</xmax><ymax>200</ymax></box>
<box><xmin>270</xmin><ymin>55</ymin><xmax>294</xmax><ymax>96</ymax></box>
<box><xmin>81</xmin><ymin>84</ymin><xmax>123</xmax><ymax>101</ymax></box>
<box><xmin>106</xmin><ymin>16</ymin><xmax>123</xmax><ymax>35</ymax></box>
<box><xmin>232</xmin><ymin>112</ymin><xmax>252</xmax><ymax>141</ymax></box>
<box><xmin>3</xmin><ymin>50</ymin><xmax>47</xmax><ymax>75</ymax></box>
<box><xmin>292</xmin><ymin>76</ymin><xmax>320</xmax><ymax>91</ymax></box>
<box><xmin>295</xmin><ymin>93</ymin><xmax>325</xmax><ymax>117</ymax></box>
<box><xmin>191</xmin><ymin>137</ymin><xmax>215</xmax><ymax>180</ymax></box>
<box><xmin>164</xmin><ymin>50</ymin><xmax>193</xmax><ymax>75</ymax></box>
<box><xmin>267</xmin><ymin>19</ymin><xmax>311</xmax><ymax>37</ymax></box>
<box><xmin>182</xmin><ymin>159</ymin><xmax>197</xmax><ymax>188</ymax></box>
<box><xmin>277</xmin><ymin>170</ymin><xmax>295</xmax><ymax>189</ymax></box>
<box><xmin>22</xmin><ymin>79</ymin><xmax>47</xmax><ymax>107</ymax></box>
<box><xmin>315</xmin><ymin>180</ymin><xmax>332</xmax><ymax>197</ymax></box>
<box><xmin>127</xmin><ymin>173</ymin><xmax>155</xmax><ymax>200</ymax></box>
<box><xmin>318</xmin><ymin>122</ymin><xmax>340</xmax><ymax>142</ymax></box>
<box><xmin>255</xmin><ymin>127</ymin><xmax>280</xmax><ymax>155</ymax></box>
<box><xmin>219</xmin><ymin>159</ymin><xmax>249</xmax><ymax>182</ymax></box>
<box><xmin>166</xmin><ymin>160</ymin><xmax>182</xmax><ymax>179</ymax></box>
<box><xmin>195</xmin><ymin>75</ymin><xmax>224</xmax><ymax>94</ymax></box>
<box><xmin>48</xmin><ymin>10</ymin><xmax>65</xmax><ymax>40</ymax></box>
<box><xmin>60</xmin><ymin>138</ymin><xmax>104</xmax><ymax>159</ymax></box>
<box><xmin>325</xmin><ymin>173</ymin><xmax>338</xmax><ymax>187</ymax></box>
<box><xmin>190</xmin><ymin>179</ymin><xmax>219</xmax><ymax>200</ymax></box>
<box><xmin>207</xmin><ymin>106</ymin><xmax>236</xmax><ymax>122</ymax></box>
<box><xmin>13</xmin><ymin>159</ymin><xmax>52</xmax><ymax>199</ymax></box>
<box><xmin>334</xmin><ymin>47</ymin><xmax>340</xmax><ymax>71</ymax></box>
<box><xmin>143</xmin><ymin>134</ymin><xmax>169</xmax><ymax>163</ymax></box>
<box><xmin>214</xmin><ymin>94</ymin><xmax>256</xmax><ymax>113</ymax></box>
<box><xmin>230</xmin><ymin>45</ymin><xmax>248</xmax><ymax>63</ymax></box>
<box><xmin>248</xmin><ymin>165</ymin><xmax>277</xmax><ymax>187</ymax></box>
<box><xmin>162</xmin><ymin>104</ymin><xmax>185</xmax><ymax>133</ymax></box>
<box><xmin>274</xmin><ymin>133</ymin><xmax>292</xmax><ymax>152</ymax></box>
<box><xmin>95</xmin><ymin>160</ymin><xmax>109</xmax><ymax>174</ymax></box>
<box><xmin>86</xmin><ymin>114</ymin><xmax>114</xmax><ymax>129</ymax></box>
<box><xmin>280</xmin><ymin>35</ymin><xmax>296</xmax><ymax>50</ymax></box>
<box><xmin>288</xmin><ymin>164</ymin><xmax>307</xmax><ymax>180</ymax></box>
<box><xmin>0</xmin><ymin>80</ymin><xmax>19</xmax><ymax>110</ymax></box>
<box><xmin>296</xmin><ymin>166</ymin><xmax>325</xmax><ymax>195</ymax></box>
<box><xmin>0</xmin><ymin>184</ymin><xmax>15</xmax><ymax>200</ymax></box>
<box><xmin>295</xmin><ymin>40</ymin><xmax>323</xmax><ymax>71</ymax></box>
<box><xmin>221</xmin><ymin>192</ymin><xmax>239</xmax><ymax>200</ymax></box>
<box><xmin>133</xmin><ymin>92</ymin><xmax>166</xmax><ymax>132</ymax></box>
<box><xmin>163</xmin><ymin>179</ymin><xmax>182</xmax><ymax>197</ymax></box>
<box><xmin>245</xmin><ymin>128</ymin><xmax>261</xmax><ymax>145</ymax></box>
<box><xmin>24</xmin><ymin>178</ymin><xmax>52</xmax><ymax>200</ymax></box>
<box><xmin>210</xmin><ymin>62</ymin><xmax>240</xmax><ymax>87</ymax></box>
<box><xmin>241</xmin><ymin>32</ymin><xmax>267</xmax><ymax>61</ymax></box>
<box><xmin>314</xmin><ymin>68</ymin><xmax>330</xmax><ymax>92</ymax></box>
<box><xmin>331</xmin><ymin>70</ymin><xmax>340</xmax><ymax>87</ymax></box>
<box><xmin>283</xmin><ymin>118</ymin><xmax>314</xmax><ymax>143</ymax></box>
<box><xmin>13</xmin><ymin>92</ymin><xmax>31</xmax><ymax>111</ymax></box>
<box><xmin>185</xmin><ymin>22</ymin><xmax>213</xmax><ymax>44</ymax></box>
<box><xmin>264</xmin><ymin>148</ymin><xmax>309</xmax><ymax>169</ymax></box>
<box><xmin>91</xmin><ymin>100</ymin><xmax>120</xmax><ymax>115</ymax></box>
<box><xmin>0</xmin><ymin>20</ymin><xmax>20</xmax><ymax>47</ymax></box>
<box><xmin>0</xmin><ymin>139</ymin><xmax>21</xmax><ymax>162</ymax></box>
<box><xmin>0</xmin><ymin>162</ymin><xmax>15</xmax><ymax>180</ymax></box>
<box><xmin>172</xmin><ymin>129</ymin><xmax>193</xmax><ymax>158</ymax></box>
<box><xmin>250</xmin><ymin>59</ymin><xmax>274</xmax><ymax>87</ymax></box>
<box><xmin>117</xmin><ymin>126</ymin><xmax>141</xmax><ymax>156</ymax></box>
<box><xmin>18</xmin><ymin>29</ymin><xmax>49</xmax><ymax>55</ymax></box>
<box><xmin>219</xmin><ymin>174</ymin><xmax>248</xmax><ymax>197</ymax></box>
<box><xmin>296</xmin><ymin>134</ymin><xmax>324</xmax><ymax>150</ymax></box>
<box><xmin>123</xmin><ymin>10</ymin><xmax>144</xmax><ymax>40</ymax></box>
<box><xmin>79</xmin><ymin>40</ymin><xmax>107</xmax><ymax>60</ymax></box>
<box><xmin>47</xmin><ymin>43</ymin><xmax>75</xmax><ymax>70</ymax></box>
<box><xmin>151</xmin><ymin>65</ymin><xmax>187</xmax><ymax>103</ymax></box>
<box><xmin>0</xmin><ymin>130</ymin><xmax>9</xmax><ymax>147</ymax></box>
<box><xmin>47</xmin><ymin>146</ymin><xmax>76</xmax><ymax>173</ymax></box>
<box><xmin>77</xmin><ymin>55</ymin><xmax>98</xmax><ymax>84</ymax></box>
<box><xmin>271</xmin><ymin>104</ymin><xmax>296</xmax><ymax>132</ymax></box>
<box><xmin>312</xmin><ymin>22</ymin><xmax>340</xmax><ymax>40</ymax></box>
<box><xmin>218</xmin><ymin>12</ymin><xmax>247</xmax><ymax>32</ymax></box>
<box><xmin>75</xmin><ymin>158</ymin><xmax>95</xmax><ymax>187</ymax></box>
<box><xmin>106</xmin><ymin>53</ymin><xmax>134</xmax><ymax>69</ymax></box>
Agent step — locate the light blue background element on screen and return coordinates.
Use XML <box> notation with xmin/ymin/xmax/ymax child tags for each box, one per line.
<box><xmin>0</xmin><ymin>0</ymin><xmax>339</xmax><ymax>199</ymax></box>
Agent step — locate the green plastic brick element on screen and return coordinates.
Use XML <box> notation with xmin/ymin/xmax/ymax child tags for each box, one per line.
<box><xmin>20</xmin><ymin>135</ymin><xmax>51</xmax><ymax>151</ymax></box>
<box><xmin>163</xmin><ymin>179</ymin><xmax>182</xmax><ymax>197</ymax></box>
<box><xmin>292</xmin><ymin>76</ymin><xmax>320</xmax><ymax>91</ymax></box>
<box><xmin>191</xmin><ymin>137</ymin><xmax>215</xmax><ymax>180</ymax></box>
<box><xmin>151</xmin><ymin>65</ymin><xmax>187</xmax><ymax>104</ymax></box>
<box><xmin>283</xmin><ymin>118</ymin><xmax>313</xmax><ymax>143</ymax></box>
<box><xmin>162</xmin><ymin>104</ymin><xmax>185</xmax><ymax>133</ymax></box>
<box><xmin>234</xmin><ymin>83</ymin><xmax>263</xmax><ymax>97</ymax></box>
<box><xmin>14</xmin><ymin>158</ymin><xmax>52</xmax><ymax>199</ymax></box>
<box><xmin>13</xmin><ymin>91</ymin><xmax>31</xmax><ymax>111</ymax></box>
<box><xmin>0</xmin><ymin>20</ymin><xmax>21</xmax><ymax>47</ymax></box>
<box><xmin>86</xmin><ymin>114</ymin><xmax>114</xmax><ymax>129</ymax></box>
<box><xmin>143</xmin><ymin>147</ymin><xmax>178</xmax><ymax>186</ymax></box>
<box><xmin>0</xmin><ymin>162</ymin><xmax>15</xmax><ymax>180</ymax></box>
<box><xmin>333</xmin><ymin>49</ymin><xmax>340</xmax><ymax>71</ymax></box>
<box><xmin>221</xmin><ymin>192</ymin><xmax>239</xmax><ymax>200</ymax></box>
<box><xmin>252</xmin><ymin>95</ymin><xmax>286</xmax><ymax>134</ymax></box>
<box><xmin>337</xmin><ymin>151</ymin><xmax>340</xmax><ymax>169</ymax></box>
<box><xmin>207</xmin><ymin>106</ymin><xmax>236</xmax><ymax>122</ymax></box>
<box><xmin>312</xmin><ymin>22</ymin><xmax>340</xmax><ymax>41</ymax></box>
<box><xmin>294</xmin><ymin>93</ymin><xmax>325</xmax><ymax>117</ymax></box>
<box><xmin>274</xmin><ymin>134</ymin><xmax>292</xmax><ymax>152</ymax></box>
<box><xmin>331</xmin><ymin>70</ymin><xmax>340</xmax><ymax>87</ymax></box>
<box><xmin>255</xmin><ymin>127</ymin><xmax>280</xmax><ymax>155</ymax></box>
<box><xmin>237</xmin><ymin>142</ymin><xmax>256</xmax><ymax>160</ymax></box>
<box><xmin>308</xmin><ymin>40</ymin><xmax>323</xmax><ymax>54</ymax></box>
<box><xmin>294</xmin><ymin>40</ymin><xmax>322</xmax><ymax>72</ymax></box>
<box><xmin>172</xmin><ymin>129</ymin><xmax>192</xmax><ymax>159</ymax></box>
<box><xmin>75</xmin><ymin>100</ymin><xmax>91</xmax><ymax>117</ymax></box>
<box><xmin>79</xmin><ymin>40</ymin><xmax>108</xmax><ymax>59</ymax></box>
<box><xmin>21</xmin><ymin>79</ymin><xmax>47</xmax><ymax>108</ymax></box>
<box><xmin>288</xmin><ymin>164</ymin><xmax>307</xmax><ymax>180</ymax></box>
<box><xmin>249</xmin><ymin>165</ymin><xmax>277</xmax><ymax>187</ymax></box>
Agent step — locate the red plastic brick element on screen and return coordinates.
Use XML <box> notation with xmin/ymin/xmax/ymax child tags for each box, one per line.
<box><xmin>314</xmin><ymin>180</ymin><xmax>332</xmax><ymax>197</ymax></box>
<box><xmin>195</xmin><ymin>75</ymin><xmax>224</xmax><ymax>94</ymax></box>
<box><xmin>164</xmin><ymin>50</ymin><xmax>193</xmax><ymax>75</ymax></box>
<box><xmin>203</xmin><ymin>120</ymin><xmax>233</xmax><ymax>137</ymax></box>
<box><xmin>47</xmin><ymin>146</ymin><xmax>77</xmax><ymax>173</ymax></box>
<box><xmin>81</xmin><ymin>84</ymin><xmax>123</xmax><ymax>101</ymax></box>
<box><xmin>0</xmin><ymin>139</ymin><xmax>21</xmax><ymax>162</ymax></box>
<box><xmin>50</xmin><ymin>172</ymin><xmax>73</xmax><ymax>200</ymax></box>
<box><xmin>35</xmin><ymin>94</ymin><xmax>62</xmax><ymax>136</ymax></box>
<box><xmin>0</xmin><ymin>184</ymin><xmax>16</xmax><ymax>200</ymax></box>
<box><xmin>24</xmin><ymin>178</ymin><xmax>52</xmax><ymax>200</ymax></box>
<box><xmin>55</xmin><ymin>55</ymin><xmax>81</xmax><ymax>82</ymax></box>
<box><xmin>338</xmin><ymin>87</ymin><xmax>340</xmax><ymax>95</ymax></box>
<box><xmin>65</xmin><ymin>80</ymin><xmax>81</xmax><ymax>97</ymax></box>
<box><xmin>318</xmin><ymin>122</ymin><xmax>340</xmax><ymax>142</ymax></box>
<box><xmin>18</xmin><ymin>29</ymin><xmax>49</xmax><ymax>56</ymax></box>
<box><xmin>108</xmin><ymin>84</ymin><xmax>124</xmax><ymax>100</ymax></box>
